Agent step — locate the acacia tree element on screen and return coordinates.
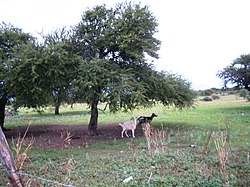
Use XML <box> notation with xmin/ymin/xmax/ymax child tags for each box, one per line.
<box><xmin>217</xmin><ymin>54</ymin><xmax>250</xmax><ymax>91</ymax></box>
<box><xmin>42</xmin><ymin>28</ymin><xmax>80</xmax><ymax>115</ymax></box>
<box><xmin>0</xmin><ymin>22</ymin><xmax>33</xmax><ymax>129</ymax></box>
<box><xmin>10</xmin><ymin>28</ymin><xmax>81</xmax><ymax>116</ymax></box>
<box><xmin>72</xmin><ymin>2</ymin><xmax>196</xmax><ymax>135</ymax></box>
<box><xmin>10</xmin><ymin>40</ymin><xmax>50</xmax><ymax>108</ymax></box>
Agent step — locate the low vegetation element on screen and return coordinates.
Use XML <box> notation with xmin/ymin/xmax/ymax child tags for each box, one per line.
<box><xmin>0</xmin><ymin>94</ymin><xmax>249</xmax><ymax>186</ymax></box>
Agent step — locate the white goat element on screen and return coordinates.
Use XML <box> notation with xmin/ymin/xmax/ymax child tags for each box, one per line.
<box><xmin>119</xmin><ymin>117</ymin><xmax>137</xmax><ymax>138</ymax></box>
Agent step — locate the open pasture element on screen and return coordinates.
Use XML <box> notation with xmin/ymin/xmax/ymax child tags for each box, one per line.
<box><xmin>1</xmin><ymin>94</ymin><xmax>249</xmax><ymax>186</ymax></box>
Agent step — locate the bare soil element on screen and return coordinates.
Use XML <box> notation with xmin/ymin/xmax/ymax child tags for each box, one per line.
<box><xmin>4</xmin><ymin>124</ymin><xmax>144</xmax><ymax>149</ymax></box>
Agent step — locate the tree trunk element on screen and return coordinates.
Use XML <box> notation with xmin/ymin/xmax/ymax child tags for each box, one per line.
<box><xmin>88</xmin><ymin>100</ymin><xmax>99</xmax><ymax>136</ymax></box>
<box><xmin>245</xmin><ymin>85</ymin><xmax>250</xmax><ymax>92</ymax></box>
<box><xmin>54</xmin><ymin>103</ymin><xmax>60</xmax><ymax>115</ymax></box>
<box><xmin>0</xmin><ymin>98</ymin><xmax>7</xmax><ymax>130</ymax></box>
<box><xmin>0</xmin><ymin>127</ymin><xmax>24</xmax><ymax>186</ymax></box>
<box><xmin>53</xmin><ymin>95</ymin><xmax>61</xmax><ymax>115</ymax></box>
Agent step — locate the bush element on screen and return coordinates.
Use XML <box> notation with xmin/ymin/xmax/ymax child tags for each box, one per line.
<box><xmin>238</xmin><ymin>89</ymin><xmax>250</xmax><ymax>101</ymax></box>
<box><xmin>201</xmin><ymin>97</ymin><xmax>213</xmax><ymax>102</ymax></box>
<box><xmin>211</xmin><ymin>95</ymin><xmax>220</xmax><ymax>100</ymax></box>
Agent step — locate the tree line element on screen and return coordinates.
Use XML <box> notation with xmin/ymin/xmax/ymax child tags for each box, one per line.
<box><xmin>0</xmin><ymin>2</ymin><xmax>196</xmax><ymax>134</ymax></box>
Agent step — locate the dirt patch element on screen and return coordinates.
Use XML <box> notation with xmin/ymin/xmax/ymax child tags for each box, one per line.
<box><xmin>4</xmin><ymin>124</ymin><xmax>144</xmax><ymax>149</ymax></box>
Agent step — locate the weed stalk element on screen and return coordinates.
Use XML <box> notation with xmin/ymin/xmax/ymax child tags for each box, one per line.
<box><xmin>142</xmin><ymin>123</ymin><xmax>168</xmax><ymax>156</ymax></box>
<box><xmin>213</xmin><ymin>125</ymin><xmax>231</xmax><ymax>186</ymax></box>
<box><xmin>203</xmin><ymin>130</ymin><xmax>213</xmax><ymax>154</ymax></box>
<box><xmin>12</xmin><ymin>121</ymin><xmax>34</xmax><ymax>171</ymax></box>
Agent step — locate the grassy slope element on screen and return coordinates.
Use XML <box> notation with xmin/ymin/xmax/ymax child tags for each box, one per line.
<box><xmin>1</xmin><ymin>94</ymin><xmax>250</xmax><ymax>186</ymax></box>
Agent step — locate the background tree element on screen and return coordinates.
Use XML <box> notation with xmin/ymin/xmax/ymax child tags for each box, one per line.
<box><xmin>11</xmin><ymin>28</ymin><xmax>81</xmax><ymax>116</ymax></box>
<box><xmin>10</xmin><ymin>40</ymin><xmax>50</xmax><ymax>108</ymax></box>
<box><xmin>217</xmin><ymin>54</ymin><xmax>250</xmax><ymax>91</ymax></box>
<box><xmin>42</xmin><ymin>28</ymin><xmax>80</xmax><ymax>115</ymax></box>
<box><xmin>72</xmin><ymin>2</ymin><xmax>196</xmax><ymax>135</ymax></box>
<box><xmin>0</xmin><ymin>22</ymin><xmax>33</xmax><ymax>129</ymax></box>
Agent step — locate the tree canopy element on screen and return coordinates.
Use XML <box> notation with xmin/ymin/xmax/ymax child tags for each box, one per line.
<box><xmin>217</xmin><ymin>54</ymin><xmax>250</xmax><ymax>91</ymax></box>
<box><xmin>41</xmin><ymin>28</ymin><xmax>80</xmax><ymax>115</ymax></box>
<box><xmin>72</xmin><ymin>2</ymin><xmax>196</xmax><ymax>135</ymax></box>
<box><xmin>0</xmin><ymin>22</ymin><xmax>34</xmax><ymax>129</ymax></box>
<box><xmin>8</xmin><ymin>28</ymin><xmax>80</xmax><ymax>115</ymax></box>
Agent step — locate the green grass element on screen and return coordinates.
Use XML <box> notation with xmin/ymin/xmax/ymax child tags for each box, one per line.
<box><xmin>1</xmin><ymin>94</ymin><xmax>250</xmax><ymax>186</ymax></box>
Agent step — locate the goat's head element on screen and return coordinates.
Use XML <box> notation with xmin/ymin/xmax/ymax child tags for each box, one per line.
<box><xmin>131</xmin><ymin>116</ymin><xmax>137</xmax><ymax>121</ymax></box>
<box><xmin>151</xmin><ymin>113</ymin><xmax>157</xmax><ymax>118</ymax></box>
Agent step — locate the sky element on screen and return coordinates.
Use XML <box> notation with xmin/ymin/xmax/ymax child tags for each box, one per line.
<box><xmin>1</xmin><ymin>0</ymin><xmax>250</xmax><ymax>90</ymax></box>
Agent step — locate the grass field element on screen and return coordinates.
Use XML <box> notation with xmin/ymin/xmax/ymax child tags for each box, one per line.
<box><xmin>1</xmin><ymin>94</ymin><xmax>250</xmax><ymax>186</ymax></box>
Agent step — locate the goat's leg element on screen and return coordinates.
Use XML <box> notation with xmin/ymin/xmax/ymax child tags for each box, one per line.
<box><xmin>121</xmin><ymin>129</ymin><xmax>125</xmax><ymax>138</ymax></box>
<box><xmin>132</xmin><ymin>129</ymin><xmax>135</xmax><ymax>138</ymax></box>
<box><xmin>125</xmin><ymin>130</ymin><xmax>129</xmax><ymax>137</ymax></box>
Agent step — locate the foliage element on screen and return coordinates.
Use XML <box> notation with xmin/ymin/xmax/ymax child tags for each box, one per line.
<box><xmin>72</xmin><ymin>2</ymin><xmax>196</xmax><ymax>133</ymax></box>
<box><xmin>211</xmin><ymin>94</ymin><xmax>220</xmax><ymax>100</ymax></box>
<box><xmin>74</xmin><ymin>58</ymin><xmax>146</xmax><ymax>112</ymax></box>
<box><xmin>73</xmin><ymin>2</ymin><xmax>160</xmax><ymax>62</ymax></box>
<box><xmin>201</xmin><ymin>96</ymin><xmax>213</xmax><ymax>102</ymax></box>
<box><xmin>238</xmin><ymin>89</ymin><xmax>250</xmax><ymax>101</ymax></box>
<box><xmin>2</xmin><ymin>26</ymin><xmax>80</xmax><ymax>116</ymax></box>
<box><xmin>10</xmin><ymin>41</ymin><xmax>50</xmax><ymax>108</ymax></box>
<box><xmin>72</xmin><ymin>2</ymin><xmax>162</xmax><ymax>128</ymax></box>
<box><xmin>111</xmin><ymin>1</ymin><xmax>160</xmax><ymax>62</ymax></box>
<box><xmin>196</xmin><ymin>88</ymin><xmax>221</xmax><ymax>96</ymax></box>
<box><xmin>42</xmin><ymin>28</ymin><xmax>80</xmax><ymax>114</ymax></box>
<box><xmin>0</xmin><ymin>22</ymin><xmax>33</xmax><ymax>99</ymax></box>
<box><xmin>217</xmin><ymin>54</ymin><xmax>250</xmax><ymax>91</ymax></box>
<box><xmin>0</xmin><ymin>22</ymin><xmax>34</xmax><ymax>128</ymax></box>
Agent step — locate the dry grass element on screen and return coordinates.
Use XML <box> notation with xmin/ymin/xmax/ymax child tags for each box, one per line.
<box><xmin>61</xmin><ymin>131</ymin><xmax>73</xmax><ymax>149</ymax></box>
<box><xmin>11</xmin><ymin>123</ymin><xmax>34</xmax><ymax>171</ymax></box>
<box><xmin>213</xmin><ymin>125</ymin><xmax>231</xmax><ymax>186</ymax></box>
<box><xmin>142</xmin><ymin>122</ymin><xmax>168</xmax><ymax>156</ymax></box>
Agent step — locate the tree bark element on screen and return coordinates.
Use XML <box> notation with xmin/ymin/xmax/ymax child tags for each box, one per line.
<box><xmin>0</xmin><ymin>98</ymin><xmax>7</xmax><ymax>130</ymax></box>
<box><xmin>54</xmin><ymin>104</ymin><xmax>60</xmax><ymax>115</ymax></box>
<box><xmin>53</xmin><ymin>94</ymin><xmax>61</xmax><ymax>115</ymax></box>
<box><xmin>245</xmin><ymin>85</ymin><xmax>250</xmax><ymax>92</ymax></box>
<box><xmin>0</xmin><ymin>127</ymin><xmax>24</xmax><ymax>186</ymax></box>
<box><xmin>88</xmin><ymin>100</ymin><xmax>99</xmax><ymax>136</ymax></box>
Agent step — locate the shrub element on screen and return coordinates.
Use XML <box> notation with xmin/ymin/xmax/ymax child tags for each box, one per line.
<box><xmin>238</xmin><ymin>89</ymin><xmax>250</xmax><ymax>101</ymax></box>
<box><xmin>201</xmin><ymin>97</ymin><xmax>213</xmax><ymax>102</ymax></box>
<box><xmin>211</xmin><ymin>94</ymin><xmax>220</xmax><ymax>100</ymax></box>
